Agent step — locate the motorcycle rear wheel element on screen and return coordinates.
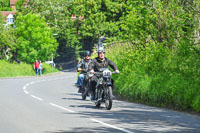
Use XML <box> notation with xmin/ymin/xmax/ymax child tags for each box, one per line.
<box><xmin>105</xmin><ymin>86</ymin><xmax>113</xmax><ymax>110</ymax></box>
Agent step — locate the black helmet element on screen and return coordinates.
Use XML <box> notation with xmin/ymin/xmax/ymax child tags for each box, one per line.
<box><xmin>84</xmin><ymin>51</ymin><xmax>90</xmax><ymax>56</ymax></box>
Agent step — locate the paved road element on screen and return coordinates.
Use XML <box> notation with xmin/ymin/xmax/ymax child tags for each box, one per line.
<box><xmin>0</xmin><ymin>70</ymin><xmax>200</xmax><ymax>133</ymax></box>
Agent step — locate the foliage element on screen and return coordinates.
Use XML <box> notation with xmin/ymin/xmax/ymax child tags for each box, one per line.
<box><xmin>15</xmin><ymin>0</ymin><xmax>25</xmax><ymax>12</ymax></box>
<box><xmin>1</xmin><ymin>0</ymin><xmax>200</xmax><ymax>113</ymax></box>
<box><xmin>0</xmin><ymin>0</ymin><xmax>12</xmax><ymax>11</ymax></box>
<box><xmin>14</xmin><ymin>13</ymin><xmax>58</xmax><ymax>63</ymax></box>
<box><xmin>107</xmin><ymin>40</ymin><xmax>200</xmax><ymax>112</ymax></box>
<box><xmin>0</xmin><ymin>16</ymin><xmax>16</xmax><ymax>60</ymax></box>
<box><xmin>16</xmin><ymin>0</ymin><xmax>82</xmax><ymax>62</ymax></box>
<box><xmin>0</xmin><ymin>0</ymin><xmax>9</xmax><ymax>8</ymax></box>
<box><xmin>0</xmin><ymin>60</ymin><xmax>59</xmax><ymax>77</ymax></box>
<box><xmin>0</xmin><ymin>7</ymin><xmax>12</xmax><ymax>11</ymax></box>
<box><xmin>72</xmin><ymin>0</ymin><xmax>125</xmax><ymax>47</ymax></box>
<box><xmin>106</xmin><ymin>0</ymin><xmax>200</xmax><ymax>112</ymax></box>
<box><xmin>15</xmin><ymin>0</ymin><xmax>127</xmax><ymax>61</ymax></box>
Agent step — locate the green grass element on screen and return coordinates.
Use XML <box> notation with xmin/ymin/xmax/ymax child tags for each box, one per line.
<box><xmin>0</xmin><ymin>60</ymin><xmax>59</xmax><ymax>78</ymax></box>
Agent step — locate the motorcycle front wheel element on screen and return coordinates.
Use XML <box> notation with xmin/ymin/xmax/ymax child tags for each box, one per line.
<box><xmin>104</xmin><ymin>86</ymin><xmax>113</xmax><ymax>110</ymax></box>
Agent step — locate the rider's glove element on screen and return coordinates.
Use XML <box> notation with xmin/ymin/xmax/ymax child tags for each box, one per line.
<box><xmin>115</xmin><ymin>70</ymin><xmax>120</xmax><ymax>74</ymax></box>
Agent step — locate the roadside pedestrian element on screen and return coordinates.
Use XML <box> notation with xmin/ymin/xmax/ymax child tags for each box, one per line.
<box><xmin>39</xmin><ymin>60</ymin><xmax>43</xmax><ymax>76</ymax></box>
<box><xmin>34</xmin><ymin>60</ymin><xmax>39</xmax><ymax>76</ymax></box>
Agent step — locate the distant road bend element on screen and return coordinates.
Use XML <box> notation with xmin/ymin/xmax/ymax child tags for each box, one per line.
<box><xmin>0</xmin><ymin>69</ymin><xmax>200</xmax><ymax>133</ymax></box>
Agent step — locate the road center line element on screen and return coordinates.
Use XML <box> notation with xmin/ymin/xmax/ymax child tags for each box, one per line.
<box><xmin>50</xmin><ymin>103</ymin><xmax>75</xmax><ymax>113</ymax></box>
<box><xmin>90</xmin><ymin>119</ymin><xmax>134</xmax><ymax>133</ymax></box>
<box><xmin>30</xmin><ymin>95</ymin><xmax>44</xmax><ymax>101</ymax></box>
<box><xmin>24</xmin><ymin>90</ymin><xmax>29</xmax><ymax>94</ymax></box>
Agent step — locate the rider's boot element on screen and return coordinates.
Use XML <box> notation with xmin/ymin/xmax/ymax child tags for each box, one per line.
<box><xmin>90</xmin><ymin>91</ymin><xmax>95</xmax><ymax>100</ymax></box>
<box><xmin>78</xmin><ymin>86</ymin><xmax>82</xmax><ymax>93</ymax></box>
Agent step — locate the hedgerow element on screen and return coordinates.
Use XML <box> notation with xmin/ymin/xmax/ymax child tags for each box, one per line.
<box><xmin>106</xmin><ymin>40</ymin><xmax>200</xmax><ymax>112</ymax></box>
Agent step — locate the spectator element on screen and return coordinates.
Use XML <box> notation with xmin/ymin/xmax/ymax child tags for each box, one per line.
<box><xmin>34</xmin><ymin>60</ymin><xmax>39</xmax><ymax>76</ymax></box>
<box><xmin>39</xmin><ymin>60</ymin><xmax>43</xmax><ymax>76</ymax></box>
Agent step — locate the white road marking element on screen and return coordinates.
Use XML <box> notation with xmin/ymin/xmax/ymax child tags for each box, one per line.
<box><xmin>50</xmin><ymin>103</ymin><xmax>75</xmax><ymax>113</ymax></box>
<box><xmin>24</xmin><ymin>90</ymin><xmax>29</xmax><ymax>94</ymax></box>
<box><xmin>23</xmin><ymin>86</ymin><xmax>26</xmax><ymax>90</ymax></box>
<box><xmin>31</xmin><ymin>95</ymin><xmax>44</xmax><ymax>101</ymax></box>
<box><xmin>21</xmin><ymin>75</ymin><xmax>134</xmax><ymax>133</ymax></box>
<box><xmin>91</xmin><ymin>119</ymin><xmax>134</xmax><ymax>133</ymax></box>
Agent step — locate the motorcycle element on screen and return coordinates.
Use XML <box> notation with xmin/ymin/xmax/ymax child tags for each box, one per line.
<box><xmin>77</xmin><ymin>68</ymin><xmax>91</xmax><ymax>100</ymax></box>
<box><xmin>92</xmin><ymin>68</ymin><xmax>118</xmax><ymax>110</ymax></box>
<box><xmin>81</xmin><ymin>72</ymin><xmax>91</xmax><ymax>100</ymax></box>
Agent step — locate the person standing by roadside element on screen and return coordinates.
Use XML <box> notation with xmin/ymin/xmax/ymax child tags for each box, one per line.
<box><xmin>39</xmin><ymin>60</ymin><xmax>43</xmax><ymax>76</ymax></box>
<box><xmin>34</xmin><ymin>60</ymin><xmax>39</xmax><ymax>76</ymax></box>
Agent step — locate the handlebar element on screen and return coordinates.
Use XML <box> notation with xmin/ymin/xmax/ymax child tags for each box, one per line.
<box><xmin>92</xmin><ymin>71</ymin><xmax>119</xmax><ymax>75</ymax></box>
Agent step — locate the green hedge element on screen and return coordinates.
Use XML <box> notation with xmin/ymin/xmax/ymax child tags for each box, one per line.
<box><xmin>106</xmin><ymin>41</ymin><xmax>200</xmax><ymax>112</ymax></box>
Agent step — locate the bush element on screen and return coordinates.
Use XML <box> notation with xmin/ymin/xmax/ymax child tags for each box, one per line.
<box><xmin>106</xmin><ymin>41</ymin><xmax>200</xmax><ymax>112</ymax></box>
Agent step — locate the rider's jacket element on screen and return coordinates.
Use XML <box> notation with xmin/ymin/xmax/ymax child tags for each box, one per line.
<box><xmin>88</xmin><ymin>57</ymin><xmax>118</xmax><ymax>72</ymax></box>
<box><xmin>77</xmin><ymin>59</ymin><xmax>92</xmax><ymax>73</ymax></box>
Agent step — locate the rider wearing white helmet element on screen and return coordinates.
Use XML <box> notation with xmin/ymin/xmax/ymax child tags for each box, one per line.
<box><xmin>88</xmin><ymin>47</ymin><xmax>119</xmax><ymax>100</ymax></box>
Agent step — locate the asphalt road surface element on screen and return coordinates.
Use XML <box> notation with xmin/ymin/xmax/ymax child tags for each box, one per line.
<box><xmin>0</xmin><ymin>69</ymin><xmax>200</xmax><ymax>133</ymax></box>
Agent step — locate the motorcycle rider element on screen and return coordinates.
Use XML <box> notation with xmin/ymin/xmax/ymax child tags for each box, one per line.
<box><xmin>76</xmin><ymin>51</ymin><xmax>92</xmax><ymax>93</ymax></box>
<box><xmin>88</xmin><ymin>47</ymin><xmax>120</xmax><ymax>100</ymax></box>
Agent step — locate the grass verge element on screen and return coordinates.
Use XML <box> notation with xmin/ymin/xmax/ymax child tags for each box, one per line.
<box><xmin>0</xmin><ymin>60</ymin><xmax>59</xmax><ymax>78</ymax></box>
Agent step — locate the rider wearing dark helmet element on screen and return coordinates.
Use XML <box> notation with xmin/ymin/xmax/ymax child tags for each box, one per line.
<box><xmin>88</xmin><ymin>47</ymin><xmax>120</xmax><ymax>100</ymax></box>
<box><xmin>76</xmin><ymin>50</ymin><xmax>92</xmax><ymax>93</ymax></box>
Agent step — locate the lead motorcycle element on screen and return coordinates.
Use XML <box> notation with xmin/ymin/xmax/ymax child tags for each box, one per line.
<box><xmin>91</xmin><ymin>68</ymin><xmax>118</xmax><ymax>110</ymax></box>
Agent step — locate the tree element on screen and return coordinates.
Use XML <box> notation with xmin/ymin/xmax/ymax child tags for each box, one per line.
<box><xmin>72</xmin><ymin>0</ymin><xmax>125</xmax><ymax>48</ymax></box>
<box><xmin>16</xmin><ymin>0</ymin><xmax>83</xmax><ymax>62</ymax></box>
<box><xmin>0</xmin><ymin>14</ymin><xmax>16</xmax><ymax>60</ymax></box>
<box><xmin>15</xmin><ymin>13</ymin><xmax>58</xmax><ymax>63</ymax></box>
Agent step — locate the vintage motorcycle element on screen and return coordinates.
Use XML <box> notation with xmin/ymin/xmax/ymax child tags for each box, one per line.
<box><xmin>77</xmin><ymin>68</ymin><xmax>90</xmax><ymax>100</ymax></box>
<box><xmin>81</xmin><ymin>72</ymin><xmax>91</xmax><ymax>100</ymax></box>
<box><xmin>92</xmin><ymin>68</ymin><xmax>118</xmax><ymax>110</ymax></box>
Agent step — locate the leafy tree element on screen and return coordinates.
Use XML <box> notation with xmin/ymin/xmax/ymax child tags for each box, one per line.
<box><xmin>55</xmin><ymin>18</ymin><xmax>81</xmax><ymax>62</ymax></box>
<box><xmin>16</xmin><ymin>0</ymin><xmax>82</xmax><ymax>62</ymax></box>
<box><xmin>15</xmin><ymin>13</ymin><xmax>58</xmax><ymax>63</ymax></box>
<box><xmin>0</xmin><ymin>0</ymin><xmax>10</xmax><ymax>8</ymax></box>
<box><xmin>72</xmin><ymin>0</ymin><xmax>126</xmax><ymax>48</ymax></box>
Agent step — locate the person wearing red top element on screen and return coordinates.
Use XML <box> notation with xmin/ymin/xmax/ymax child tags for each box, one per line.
<box><xmin>34</xmin><ymin>60</ymin><xmax>40</xmax><ymax>76</ymax></box>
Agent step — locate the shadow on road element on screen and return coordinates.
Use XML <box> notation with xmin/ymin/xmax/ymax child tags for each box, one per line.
<box><xmin>51</xmin><ymin>69</ymin><xmax>200</xmax><ymax>133</ymax></box>
<box><xmin>60</xmin><ymin>98</ymin><xmax>200</xmax><ymax>133</ymax></box>
<box><xmin>47</xmin><ymin>127</ymin><xmax>123</xmax><ymax>133</ymax></box>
